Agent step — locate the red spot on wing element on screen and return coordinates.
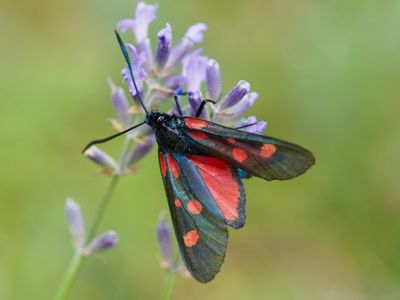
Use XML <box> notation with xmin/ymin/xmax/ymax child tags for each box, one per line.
<box><xmin>260</xmin><ymin>144</ymin><xmax>277</xmax><ymax>158</ymax></box>
<box><xmin>187</xmin><ymin>130</ymin><xmax>208</xmax><ymax>141</ymax></box>
<box><xmin>167</xmin><ymin>154</ymin><xmax>180</xmax><ymax>178</ymax></box>
<box><xmin>227</xmin><ymin>138</ymin><xmax>236</xmax><ymax>144</ymax></box>
<box><xmin>232</xmin><ymin>148</ymin><xmax>248</xmax><ymax>163</ymax></box>
<box><xmin>183</xmin><ymin>229</ymin><xmax>199</xmax><ymax>247</ymax></box>
<box><xmin>187</xmin><ymin>155</ymin><xmax>240</xmax><ymax>221</ymax></box>
<box><xmin>185</xmin><ymin>118</ymin><xmax>208</xmax><ymax>129</ymax></box>
<box><xmin>174</xmin><ymin>199</ymin><xmax>182</xmax><ymax>208</ymax></box>
<box><xmin>187</xmin><ymin>199</ymin><xmax>203</xmax><ymax>214</ymax></box>
<box><xmin>159</xmin><ymin>152</ymin><xmax>167</xmax><ymax>177</ymax></box>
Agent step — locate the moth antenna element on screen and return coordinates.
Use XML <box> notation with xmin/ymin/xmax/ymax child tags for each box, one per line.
<box><xmin>114</xmin><ymin>30</ymin><xmax>149</xmax><ymax>116</ymax></box>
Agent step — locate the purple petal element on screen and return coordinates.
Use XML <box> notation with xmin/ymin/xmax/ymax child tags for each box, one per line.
<box><xmin>206</xmin><ymin>59</ymin><xmax>222</xmax><ymax>101</ymax></box>
<box><xmin>185</xmin><ymin>23</ymin><xmax>207</xmax><ymax>44</ymax></box>
<box><xmin>84</xmin><ymin>146</ymin><xmax>118</xmax><ymax>170</ymax></box>
<box><xmin>157</xmin><ymin>213</ymin><xmax>172</xmax><ymax>262</ymax></box>
<box><xmin>165</xmin><ymin>23</ymin><xmax>208</xmax><ymax>70</ymax></box>
<box><xmin>121</xmin><ymin>44</ymin><xmax>147</xmax><ymax>97</ymax></box>
<box><xmin>188</xmin><ymin>90</ymin><xmax>207</xmax><ymax>118</ymax></box>
<box><xmin>109</xmin><ymin>80</ymin><xmax>131</xmax><ymax>127</ymax></box>
<box><xmin>85</xmin><ymin>231</ymin><xmax>119</xmax><ymax>255</ymax></box>
<box><xmin>65</xmin><ymin>198</ymin><xmax>85</xmax><ymax>246</ymax></box>
<box><xmin>116</xmin><ymin>19</ymin><xmax>136</xmax><ymax>32</ymax></box>
<box><xmin>128</xmin><ymin>135</ymin><xmax>155</xmax><ymax>165</ymax></box>
<box><xmin>136</xmin><ymin>38</ymin><xmax>154</xmax><ymax>73</ymax></box>
<box><xmin>116</xmin><ymin>2</ymin><xmax>158</xmax><ymax>43</ymax></box>
<box><xmin>236</xmin><ymin>116</ymin><xmax>268</xmax><ymax>134</ymax></box>
<box><xmin>224</xmin><ymin>92</ymin><xmax>259</xmax><ymax>119</ymax></box>
<box><xmin>152</xmin><ymin>75</ymin><xmax>188</xmax><ymax>104</ymax></box>
<box><xmin>182</xmin><ymin>49</ymin><xmax>207</xmax><ymax>92</ymax></box>
<box><xmin>219</xmin><ymin>80</ymin><xmax>250</xmax><ymax>109</ymax></box>
<box><xmin>156</xmin><ymin>23</ymin><xmax>172</xmax><ymax>69</ymax></box>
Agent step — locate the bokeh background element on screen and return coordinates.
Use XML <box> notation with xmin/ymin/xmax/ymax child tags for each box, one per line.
<box><xmin>1</xmin><ymin>0</ymin><xmax>400</xmax><ymax>299</ymax></box>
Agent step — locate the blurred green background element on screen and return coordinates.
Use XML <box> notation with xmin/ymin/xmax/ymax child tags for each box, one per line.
<box><xmin>1</xmin><ymin>0</ymin><xmax>400</xmax><ymax>299</ymax></box>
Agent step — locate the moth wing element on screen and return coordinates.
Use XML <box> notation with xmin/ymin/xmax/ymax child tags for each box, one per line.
<box><xmin>183</xmin><ymin>117</ymin><xmax>315</xmax><ymax>181</ymax></box>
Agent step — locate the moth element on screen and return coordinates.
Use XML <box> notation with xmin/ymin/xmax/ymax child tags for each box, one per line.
<box><xmin>84</xmin><ymin>31</ymin><xmax>315</xmax><ymax>283</ymax></box>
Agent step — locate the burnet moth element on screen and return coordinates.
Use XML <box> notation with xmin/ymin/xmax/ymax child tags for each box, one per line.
<box><xmin>83</xmin><ymin>31</ymin><xmax>315</xmax><ymax>283</ymax></box>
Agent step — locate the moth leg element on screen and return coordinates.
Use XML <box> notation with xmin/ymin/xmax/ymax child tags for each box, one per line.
<box><xmin>234</xmin><ymin>122</ymin><xmax>258</xmax><ymax>130</ymax></box>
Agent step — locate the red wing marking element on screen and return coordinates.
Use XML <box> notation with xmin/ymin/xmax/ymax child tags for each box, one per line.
<box><xmin>167</xmin><ymin>154</ymin><xmax>180</xmax><ymax>178</ymax></box>
<box><xmin>260</xmin><ymin>144</ymin><xmax>277</xmax><ymax>158</ymax></box>
<box><xmin>227</xmin><ymin>138</ymin><xmax>236</xmax><ymax>144</ymax></box>
<box><xmin>159</xmin><ymin>152</ymin><xmax>167</xmax><ymax>177</ymax></box>
<box><xmin>174</xmin><ymin>198</ymin><xmax>182</xmax><ymax>208</ymax></box>
<box><xmin>232</xmin><ymin>148</ymin><xmax>248</xmax><ymax>163</ymax></box>
<box><xmin>183</xmin><ymin>229</ymin><xmax>200</xmax><ymax>247</ymax></box>
<box><xmin>187</xmin><ymin>199</ymin><xmax>203</xmax><ymax>214</ymax></box>
<box><xmin>185</xmin><ymin>118</ymin><xmax>208</xmax><ymax>129</ymax></box>
<box><xmin>187</xmin><ymin>155</ymin><xmax>240</xmax><ymax>221</ymax></box>
<box><xmin>187</xmin><ymin>130</ymin><xmax>208</xmax><ymax>141</ymax></box>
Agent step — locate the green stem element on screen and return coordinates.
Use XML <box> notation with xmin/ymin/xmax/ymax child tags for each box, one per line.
<box><xmin>54</xmin><ymin>251</ymin><xmax>85</xmax><ymax>300</ymax></box>
<box><xmin>55</xmin><ymin>176</ymin><xmax>120</xmax><ymax>300</ymax></box>
<box><xmin>160</xmin><ymin>271</ymin><xmax>176</xmax><ymax>300</ymax></box>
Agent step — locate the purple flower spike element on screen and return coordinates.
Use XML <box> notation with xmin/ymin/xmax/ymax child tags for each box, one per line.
<box><xmin>128</xmin><ymin>135</ymin><xmax>155</xmax><ymax>165</ymax></box>
<box><xmin>84</xmin><ymin>146</ymin><xmax>118</xmax><ymax>171</ymax></box>
<box><xmin>117</xmin><ymin>2</ymin><xmax>158</xmax><ymax>43</ymax></box>
<box><xmin>219</xmin><ymin>80</ymin><xmax>250</xmax><ymax>109</ymax></box>
<box><xmin>156</xmin><ymin>23</ymin><xmax>172</xmax><ymax>69</ymax></box>
<box><xmin>85</xmin><ymin>231</ymin><xmax>119</xmax><ymax>255</ymax></box>
<box><xmin>65</xmin><ymin>198</ymin><xmax>85</xmax><ymax>247</ymax></box>
<box><xmin>121</xmin><ymin>44</ymin><xmax>147</xmax><ymax>97</ymax></box>
<box><xmin>109</xmin><ymin>80</ymin><xmax>131</xmax><ymax>127</ymax></box>
<box><xmin>188</xmin><ymin>90</ymin><xmax>207</xmax><ymax>118</ymax></box>
<box><xmin>237</xmin><ymin>116</ymin><xmax>267</xmax><ymax>134</ymax></box>
<box><xmin>206</xmin><ymin>59</ymin><xmax>222</xmax><ymax>101</ymax></box>
<box><xmin>182</xmin><ymin>49</ymin><xmax>207</xmax><ymax>92</ymax></box>
<box><xmin>166</xmin><ymin>23</ymin><xmax>207</xmax><ymax>70</ymax></box>
<box><xmin>157</xmin><ymin>213</ymin><xmax>172</xmax><ymax>263</ymax></box>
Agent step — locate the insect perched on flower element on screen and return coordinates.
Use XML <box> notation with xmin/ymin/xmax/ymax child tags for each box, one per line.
<box><xmin>83</xmin><ymin>2</ymin><xmax>315</xmax><ymax>283</ymax></box>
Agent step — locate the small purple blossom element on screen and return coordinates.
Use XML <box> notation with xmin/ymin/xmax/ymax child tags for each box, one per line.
<box><xmin>156</xmin><ymin>23</ymin><xmax>172</xmax><ymax>69</ymax></box>
<box><xmin>85</xmin><ymin>231</ymin><xmax>119</xmax><ymax>255</ymax></box>
<box><xmin>128</xmin><ymin>135</ymin><xmax>155</xmax><ymax>165</ymax></box>
<box><xmin>219</xmin><ymin>80</ymin><xmax>251</xmax><ymax>109</ymax></box>
<box><xmin>206</xmin><ymin>59</ymin><xmax>222</xmax><ymax>101</ymax></box>
<box><xmin>64</xmin><ymin>198</ymin><xmax>119</xmax><ymax>255</ymax></box>
<box><xmin>182</xmin><ymin>49</ymin><xmax>207</xmax><ymax>92</ymax></box>
<box><xmin>236</xmin><ymin>116</ymin><xmax>267</xmax><ymax>134</ymax></box>
<box><xmin>117</xmin><ymin>2</ymin><xmax>158</xmax><ymax>43</ymax></box>
<box><xmin>109</xmin><ymin>79</ymin><xmax>131</xmax><ymax>127</ymax></box>
<box><xmin>157</xmin><ymin>213</ymin><xmax>172</xmax><ymax>263</ymax></box>
<box><xmin>65</xmin><ymin>198</ymin><xmax>85</xmax><ymax>247</ymax></box>
<box><xmin>165</xmin><ymin>23</ymin><xmax>207</xmax><ymax>70</ymax></box>
<box><xmin>188</xmin><ymin>90</ymin><xmax>207</xmax><ymax>118</ymax></box>
<box><xmin>84</xmin><ymin>146</ymin><xmax>118</xmax><ymax>171</ymax></box>
<box><xmin>121</xmin><ymin>44</ymin><xmax>147</xmax><ymax>97</ymax></box>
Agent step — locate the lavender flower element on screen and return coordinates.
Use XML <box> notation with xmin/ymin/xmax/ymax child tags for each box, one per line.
<box><xmin>84</xmin><ymin>146</ymin><xmax>118</xmax><ymax>171</ymax></box>
<box><xmin>156</xmin><ymin>23</ymin><xmax>172</xmax><ymax>69</ymax></box>
<box><xmin>157</xmin><ymin>213</ymin><xmax>172</xmax><ymax>265</ymax></box>
<box><xmin>206</xmin><ymin>59</ymin><xmax>222</xmax><ymax>101</ymax></box>
<box><xmin>84</xmin><ymin>231</ymin><xmax>119</xmax><ymax>255</ymax></box>
<box><xmin>165</xmin><ymin>23</ymin><xmax>207</xmax><ymax>70</ymax></box>
<box><xmin>109</xmin><ymin>79</ymin><xmax>131</xmax><ymax>127</ymax></box>
<box><xmin>86</xmin><ymin>1</ymin><xmax>267</xmax><ymax>176</ymax></box>
<box><xmin>236</xmin><ymin>116</ymin><xmax>267</xmax><ymax>134</ymax></box>
<box><xmin>182</xmin><ymin>49</ymin><xmax>207</xmax><ymax>92</ymax></box>
<box><xmin>117</xmin><ymin>2</ymin><xmax>158</xmax><ymax>43</ymax></box>
<box><xmin>65</xmin><ymin>198</ymin><xmax>85</xmax><ymax>247</ymax></box>
<box><xmin>121</xmin><ymin>44</ymin><xmax>147</xmax><ymax>97</ymax></box>
<box><xmin>64</xmin><ymin>198</ymin><xmax>119</xmax><ymax>255</ymax></box>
